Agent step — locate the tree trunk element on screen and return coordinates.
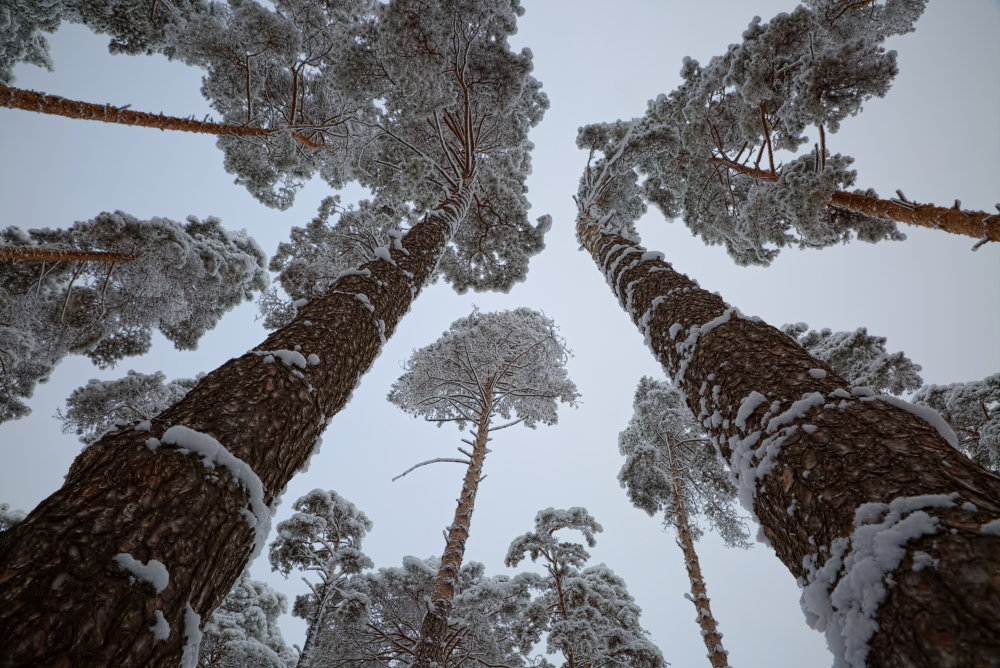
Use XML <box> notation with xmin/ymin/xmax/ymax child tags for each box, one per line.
<box><xmin>707</xmin><ymin>158</ymin><xmax>1000</xmax><ymax>243</ymax></box>
<box><xmin>575</xmin><ymin>200</ymin><xmax>1000</xmax><ymax>668</ymax></box>
<box><xmin>0</xmin><ymin>246</ymin><xmax>139</xmax><ymax>262</ymax></box>
<box><xmin>296</xmin><ymin>580</ymin><xmax>333</xmax><ymax>668</ymax></box>
<box><xmin>412</xmin><ymin>385</ymin><xmax>494</xmax><ymax>668</ymax></box>
<box><xmin>666</xmin><ymin>446</ymin><xmax>730</xmax><ymax>668</ymax></box>
<box><xmin>0</xmin><ymin>184</ymin><xmax>474</xmax><ymax>667</ymax></box>
<box><xmin>0</xmin><ymin>84</ymin><xmax>320</xmax><ymax>147</ymax></box>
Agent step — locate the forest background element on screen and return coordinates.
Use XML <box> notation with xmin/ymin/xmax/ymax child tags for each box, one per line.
<box><xmin>0</xmin><ymin>1</ymin><xmax>997</xmax><ymax>666</ymax></box>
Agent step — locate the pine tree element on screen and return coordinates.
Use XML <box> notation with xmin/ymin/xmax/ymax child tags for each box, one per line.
<box><xmin>388</xmin><ymin>308</ymin><xmax>578</xmax><ymax>667</ymax></box>
<box><xmin>597</xmin><ymin>0</ymin><xmax>997</xmax><ymax>266</ymax></box>
<box><xmin>308</xmin><ymin>556</ymin><xmax>537</xmax><ymax>668</ymax></box>
<box><xmin>0</xmin><ymin>212</ymin><xmax>266</xmax><ymax>423</ymax></box>
<box><xmin>58</xmin><ymin>370</ymin><xmax>200</xmax><ymax>444</ymax></box>
<box><xmin>197</xmin><ymin>570</ymin><xmax>297</xmax><ymax>668</ymax></box>
<box><xmin>573</xmin><ymin>126</ymin><xmax>1000</xmax><ymax>667</ymax></box>
<box><xmin>781</xmin><ymin>323</ymin><xmax>923</xmax><ymax>396</ymax></box>
<box><xmin>618</xmin><ymin>377</ymin><xmax>748</xmax><ymax>668</ymax></box>
<box><xmin>914</xmin><ymin>374</ymin><xmax>1000</xmax><ymax>473</ymax></box>
<box><xmin>268</xmin><ymin>489</ymin><xmax>374</xmax><ymax>668</ymax></box>
<box><xmin>0</xmin><ymin>2</ymin><xmax>548</xmax><ymax>663</ymax></box>
<box><xmin>0</xmin><ymin>503</ymin><xmax>26</xmax><ymax>532</ymax></box>
<box><xmin>505</xmin><ymin>507</ymin><xmax>666</xmax><ymax>668</ymax></box>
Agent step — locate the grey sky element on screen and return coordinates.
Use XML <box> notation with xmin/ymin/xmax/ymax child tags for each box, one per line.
<box><xmin>1</xmin><ymin>2</ymin><xmax>998</xmax><ymax>666</ymax></box>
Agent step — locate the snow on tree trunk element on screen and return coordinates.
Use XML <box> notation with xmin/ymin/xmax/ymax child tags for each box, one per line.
<box><xmin>0</xmin><ymin>184</ymin><xmax>473</xmax><ymax>666</ymax></box>
<box><xmin>0</xmin><ymin>84</ymin><xmax>321</xmax><ymax>146</ymax></box>
<box><xmin>0</xmin><ymin>246</ymin><xmax>139</xmax><ymax>262</ymax></box>
<box><xmin>575</xmin><ymin>201</ymin><xmax>1000</xmax><ymax>668</ymax></box>
<box><xmin>666</xmin><ymin>451</ymin><xmax>729</xmax><ymax>668</ymax></box>
<box><xmin>413</xmin><ymin>383</ymin><xmax>494</xmax><ymax>668</ymax></box>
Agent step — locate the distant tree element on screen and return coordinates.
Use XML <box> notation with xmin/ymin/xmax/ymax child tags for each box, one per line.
<box><xmin>505</xmin><ymin>507</ymin><xmax>666</xmax><ymax>668</ymax></box>
<box><xmin>0</xmin><ymin>212</ymin><xmax>266</xmax><ymax>423</ymax></box>
<box><xmin>260</xmin><ymin>197</ymin><xmax>409</xmax><ymax>329</ymax></box>
<box><xmin>0</xmin><ymin>503</ymin><xmax>26</xmax><ymax>532</ymax></box>
<box><xmin>197</xmin><ymin>570</ymin><xmax>297</xmax><ymax>668</ymax></box>
<box><xmin>58</xmin><ymin>370</ymin><xmax>199</xmax><ymax>444</ymax></box>
<box><xmin>573</xmin><ymin>121</ymin><xmax>1000</xmax><ymax>667</ymax></box>
<box><xmin>581</xmin><ymin>0</ymin><xmax>997</xmax><ymax>267</ymax></box>
<box><xmin>914</xmin><ymin>374</ymin><xmax>1000</xmax><ymax>472</ymax></box>
<box><xmin>618</xmin><ymin>377</ymin><xmax>748</xmax><ymax>668</ymax></box>
<box><xmin>314</xmin><ymin>556</ymin><xmax>537</xmax><ymax>668</ymax></box>
<box><xmin>268</xmin><ymin>489</ymin><xmax>374</xmax><ymax>668</ymax></box>
<box><xmin>388</xmin><ymin>308</ymin><xmax>578</xmax><ymax>667</ymax></box>
<box><xmin>781</xmin><ymin>323</ymin><xmax>923</xmax><ymax>396</ymax></box>
<box><xmin>0</xmin><ymin>2</ymin><xmax>549</xmax><ymax>663</ymax></box>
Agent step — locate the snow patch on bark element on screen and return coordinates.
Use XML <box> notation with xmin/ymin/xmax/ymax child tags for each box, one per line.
<box><xmin>180</xmin><ymin>603</ymin><xmax>202</xmax><ymax>668</ymax></box>
<box><xmin>150</xmin><ymin>610</ymin><xmax>170</xmax><ymax>641</ymax></box>
<box><xmin>160</xmin><ymin>425</ymin><xmax>271</xmax><ymax>559</ymax></box>
<box><xmin>113</xmin><ymin>553</ymin><xmax>169</xmax><ymax>593</ymax></box>
<box><xmin>799</xmin><ymin>493</ymin><xmax>958</xmax><ymax>668</ymax></box>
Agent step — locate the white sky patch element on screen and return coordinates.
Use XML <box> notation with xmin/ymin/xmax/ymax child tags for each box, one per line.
<box><xmin>113</xmin><ymin>553</ymin><xmax>169</xmax><ymax>593</ymax></box>
<box><xmin>160</xmin><ymin>425</ymin><xmax>271</xmax><ymax>559</ymax></box>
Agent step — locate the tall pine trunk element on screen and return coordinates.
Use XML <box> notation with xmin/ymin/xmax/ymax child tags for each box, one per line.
<box><xmin>575</xmin><ymin>202</ymin><xmax>1000</xmax><ymax>667</ymax></box>
<box><xmin>666</xmin><ymin>445</ymin><xmax>730</xmax><ymax>668</ymax></box>
<box><xmin>0</xmin><ymin>84</ymin><xmax>321</xmax><ymax>147</ymax></box>
<box><xmin>412</xmin><ymin>383</ymin><xmax>493</xmax><ymax>668</ymax></box>
<box><xmin>0</xmin><ymin>184</ymin><xmax>473</xmax><ymax>667</ymax></box>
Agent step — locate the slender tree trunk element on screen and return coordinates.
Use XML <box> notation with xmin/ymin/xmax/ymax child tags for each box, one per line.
<box><xmin>575</xmin><ymin>197</ymin><xmax>1000</xmax><ymax>667</ymax></box>
<box><xmin>412</xmin><ymin>385</ymin><xmax>494</xmax><ymax>668</ymax></box>
<box><xmin>297</xmin><ymin>579</ymin><xmax>333</xmax><ymax>668</ymax></box>
<box><xmin>0</xmin><ymin>184</ymin><xmax>474</xmax><ymax>667</ymax></box>
<box><xmin>0</xmin><ymin>246</ymin><xmax>139</xmax><ymax>263</ymax></box>
<box><xmin>666</xmin><ymin>446</ymin><xmax>730</xmax><ymax>668</ymax></box>
<box><xmin>0</xmin><ymin>84</ymin><xmax>320</xmax><ymax>147</ymax></box>
<box><xmin>707</xmin><ymin>158</ymin><xmax>1000</xmax><ymax>243</ymax></box>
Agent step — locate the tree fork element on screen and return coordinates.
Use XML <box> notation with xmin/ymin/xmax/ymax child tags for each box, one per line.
<box><xmin>412</xmin><ymin>383</ymin><xmax>494</xmax><ymax>668</ymax></box>
<box><xmin>0</xmin><ymin>185</ymin><xmax>473</xmax><ymax>666</ymax></box>
<box><xmin>576</xmin><ymin>204</ymin><xmax>1000</xmax><ymax>667</ymax></box>
<box><xmin>706</xmin><ymin>157</ymin><xmax>1000</xmax><ymax>243</ymax></box>
<box><xmin>0</xmin><ymin>246</ymin><xmax>139</xmax><ymax>263</ymax></box>
<box><xmin>667</xmin><ymin>452</ymin><xmax>730</xmax><ymax>668</ymax></box>
<box><xmin>0</xmin><ymin>84</ymin><xmax>320</xmax><ymax>147</ymax></box>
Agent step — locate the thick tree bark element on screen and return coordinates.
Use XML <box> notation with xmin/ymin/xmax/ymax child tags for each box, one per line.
<box><xmin>707</xmin><ymin>158</ymin><xmax>1000</xmax><ymax>243</ymax></box>
<box><xmin>0</xmin><ymin>185</ymin><xmax>473</xmax><ymax>667</ymax></box>
<box><xmin>666</xmin><ymin>448</ymin><xmax>730</xmax><ymax>668</ymax></box>
<box><xmin>576</xmin><ymin>202</ymin><xmax>1000</xmax><ymax>667</ymax></box>
<box><xmin>0</xmin><ymin>84</ymin><xmax>321</xmax><ymax>147</ymax></box>
<box><xmin>0</xmin><ymin>247</ymin><xmax>139</xmax><ymax>262</ymax></box>
<box><xmin>412</xmin><ymin>384</ymin><xmax>494</xmax><ymax>668</ymax></box>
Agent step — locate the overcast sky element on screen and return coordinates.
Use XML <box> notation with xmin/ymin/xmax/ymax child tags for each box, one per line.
<box><xmin>1</xmin><ymin>2</ymin><xmax>998</xmax><ymax>666</ymax></box>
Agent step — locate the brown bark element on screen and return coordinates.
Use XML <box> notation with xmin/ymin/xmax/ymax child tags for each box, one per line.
<box><xmin>666</xmin><ymin>444</ymin><xmax>730</xmax><ymax>668</ymax></box>
<box><xmin>707</xmin><ymin>157</ymin><xmax>1000</xmax><ymax>243</ymax></box>
<box><xmin>412</xmin><ymin>382</ymin><xmax>494</xmax><ymax>668</ymax></box>
<box><xmin>0</xmin><ymin>246</ymin><xmax>139</xmax><ymax>263</ymax></box>
<box><xmin>577</xmin><ymin>202</ymin><xmax>1000</xmax><ymax>667</ymax></box>
<box><xmin>0</xmin><ymin>184</ymin><xmax>473</xmax><ymax>667</ymax></box>
<box><xmin>0</xmin><ymin>84</ymin><xmax>320</xmax><ymax>147</ymax></box>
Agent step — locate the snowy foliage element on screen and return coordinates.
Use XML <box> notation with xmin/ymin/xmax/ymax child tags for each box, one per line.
<box><xmin>618</xmin><ymin>377</ymin><xmax>750</xmax><ymax>548</ymax></box>
<box><xmin>506</xmin><ymin>508</ymin><xmax>666</xmax><ymax>668</ymax></box>
<box><xmin>781</xmin><ymin>323</ymin><xmax>923</xmax><ymax>395</ymax></box>
<box><xmin>198</xmin><ymin>570</ymin><xmax>297</xmax><ymax>668</ymax></box>
<box><xmin>58</xmin><ymin>370</ymin><xmax>199</xmax><ymax>443</ymax></box>
<box><xmin>913</xmin><ymin>374</ymin><xmax>1000</xmax><ymax>471</ymax></box>
<box><xmin>578</xmin><ymin>0</ymin><xmax>927</xmax><ymax>264</ymax></box>
<box><xmin>305</xmin><ymin>556</ymin><xmax>536</xmax><ymax>667</ymax></box>
<box><xmin>388</xmin><ymin>308</ymin><xmax>578</xmax><ymax>431</ymax></box>
<box><xmin>0</xmin><ymin>502</ymin><xmax>26</xmax><ymax>532</ymax></box>
<box><xmin>338</xmin><ymin>0</ymin><xmax>551</xmax><ymax>292</ymax></box>
<box><xmin>0</xmin><ymin>0</ymin><xmax>60</xmax><ymax>84</ymax></box>
<box><xmin>170</xmin><ymin>0</ymin><xmax>371</xmax><ymax>208</ymax></box>
<box><xmin>261</xmin><ymin>197</ymin><xmax>410</xmax><ymax>328</ymax></box>
<box><xmin>0</xmin><ymin>212</ymin><xmax>266</xmax><ymax>423</ymax></box>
